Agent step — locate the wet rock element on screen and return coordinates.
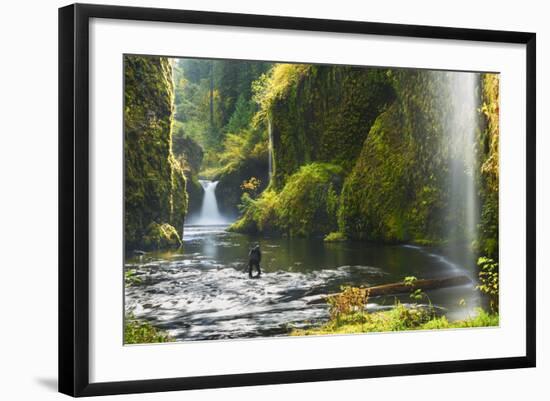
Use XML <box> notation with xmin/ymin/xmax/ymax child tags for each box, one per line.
<box><xmin>143</xmin><ymin>222</ymin><xmax>182</xmax><ymax>250</ymax></box>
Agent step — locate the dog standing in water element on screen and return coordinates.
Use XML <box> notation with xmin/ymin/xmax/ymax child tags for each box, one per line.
<box><xmin>248</xmin><ymin>244</ymin><xmax>262</xmax><ymax>278</ymax></box>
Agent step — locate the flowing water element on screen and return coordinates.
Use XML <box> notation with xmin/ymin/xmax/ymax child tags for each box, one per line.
<box><xmin>267</xmin><ymin>117</ymin><xmax>274</xmax><ymax>181</ymax></box>
<box><xmin>125</xmin><ymin>225</ymin><xmax>483</xmax><ymax>341</ymax></box>
<box><xmin>187</xmin><ymin>180</ymin><xmax>228</xmax><ymax>226</ymax></box>
<box><xmin>445</xmin><ymin>72</ymin><xmax>481</xmax><ymax>271</ymax></box>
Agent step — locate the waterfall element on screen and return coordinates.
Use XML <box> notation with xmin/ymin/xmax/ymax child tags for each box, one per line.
<box><xmin>193</xmin><ymin>180</ymin><xmax>226</xmax><ymax>226</ymax></box>
<box><xmin>268</xmin><ymin>117</ymin><xmax>274</xmax><ymax>182</ymax></box>
<box><xmin>445</xmin><ymin>72</ymin><xmax>480</xmax><ymax>269</ymax></box>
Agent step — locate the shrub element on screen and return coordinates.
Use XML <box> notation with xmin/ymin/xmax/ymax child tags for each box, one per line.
<box><xmin>276</xmin><ymin>163</ymin><xmax>343</xmax><ymax>236</ymax></box>
<box><xmin>142</xmin><ymin>222</ymin><xmax>182</xmax><ymax>250</ymax></box>
<box><xmin>124</xmin><ymin>314</ymin><xmax>173</xmax><ymax>344</ymax></box>
<box><xmin>477</xmin><ymin>256</ymin><xmax>499</xmax><ymax>312</ymax></box>
<box><xmin>327</xmin><ymin>286</ymin><xmax>369</xmax><ymax>322</ymax></box>
<box><xmin>324</xmin><ymin>232</ymin><xmax>347</xmax><ymax>242</ymax></box>
<box><xmin>124</xmin><ymin>269</ymin><xmax>142</xmax><ymax>287</ymax></box>
<box><xmin>231</xmin><ymin>163</ymin><xmax>343</xmax><ymax>236</ymax></box>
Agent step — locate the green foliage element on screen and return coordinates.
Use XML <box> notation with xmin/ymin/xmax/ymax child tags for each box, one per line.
<box><xmin>276</xmin><ymin>163</ymin><xmax>343</xmax><ymax>236</ymax></box>
<box><xmin>172</xmin><ymin>128</ymin><xmax>204</xmax><ymax>174</ymax></box>
<box><xmin>252</xmin><ymin>64</ymin><xmax>312</xmax><ymax>115</ymax></box>
<box><xmin>293</xmin><ymin>282</ymin><xmax>501</xmax><ymax>337</ymax></box>
<box><xmin>403</xmin><ymin>276</ymin><xmax>418</xmax><ymax>286</ymax></box>
<box><xmin>421</xmin><ymin>308</ymin><xmax>499</xmax><ymax>330</ymax></box>
<box><xmin>171</xmin><ymin>130</ymin><xmax>205</xmax><ymax>215</ymax></box>
<box><xmin>142</xmin><ymin>222</ymin><xmax>182</xmax><ymax>250</ymax></box>
<box><xmin>476</xmin><ymin>73</ymin><xmax>500</xmax><ymax>260</ymax></box>
<box><xmin>124</xmin><ymin>55</ymin><xmax>188</xmax><ymax>250</ymax></box>
<box><xmin>240</xmin><ymin>176</ymin><xmax>262</xmax><ymax>198</ymax></box>
<box><xmin>214</xmin><ymin>123</ymin><xmax>270</xmax><ymax>215</ymax></box>
<box><xmin>230</xmin><ymin>189</ymin><xmax>279</xmax><ymax>233</ymax></box>
<box><xmin>324</xmin><ymin>232</ymin><xmax>347</xmax><ymax>242</ymax></box>
<box><xmin>477</xmin><ymin>256</ymin><xmax>499</xmax><ymax>312</ymax></box>
<box><xmin>338</xmin><ymin>71</ymin><xmax>466</xmax><ymax>243</ymax></box>
<box><xmin>403</xmin><ymin>276</ymin><xmax>423</xmax><ymax>301</ymax></box>
<box><xmin>258</xmin><ymin>65</ymin><xmax>395</xmax><ymax>188</ymax></box>
<box><xmin>292</xmin><ymin>303</ymin><xmax>499</xmax><ymax>336</ymax></box>
<box><xmin>127</xmin><ymin>56</ymin><xmax>500</xmax><ymax>258</ymax></box>
<box><xmin>231</xmin><ymin>163</ymin><xmax>344</xmax><ymax>236</ymax></box>
<box><xmin>225</xmin><ymin>95</ymin><xmax>256</xmax><ymax>135</ymax></box>
<box><xmin>124</xmin><ymin>269</ymin><xmax>142</xmax><ymax>287</ymax></box>
<box><xmin>409</xmin><ymin>289</ymin><xmax>424</xmax><ymax>301</ymax></box>
<box><xmin>402</xmin><ymin>276</ymin><xmax>435</xmax><ymax>314</ymax></box>
<box><xmin>327</xmin><ymin>286</ymin><xmax>369</xmax><ymax>322</ymax></box>
<box><xmin>173</xmin><ymin>58</ymin><xmax>271</xmax><ymax>150</ymax></box>
<box><xmin>124</xmin><ymin>314</ymin><xmax>173</xmax><ymax>344</ymax></box>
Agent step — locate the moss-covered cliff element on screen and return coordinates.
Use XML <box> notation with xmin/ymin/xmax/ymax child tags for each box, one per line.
<box><xmin>266</xmin><ymin>65</ymin><xmax>395</xmax><ymax>188</ymax></box>
<box><xmin>124</xmin><ymin>56</ymin><xmax>188</xmax><ymax>250</ymax></box>
<box><xmin>214</xmin><ymin>125</ymin><xmax>270</xmax><ymax>217</ymax></box>
<box><xmin>338</xmin><ymin>70</ymin><xmax>460</xmax><ymax>243</ymax></box>
<box><xmin>477</xmin><ymin>74</ymin><xmax>499</xmax><ymax>259</ymax></box>
<box><xmin>232</xmin><ymin>65</ymin><xmax>499</xmax><ymax>255</ymax></box>
<box><xmin>173</xmin><ymin>130</ymin><xmax>204</xmax><ymax>216</ymax></box>
<box><xmin>230</xmin><ymin>163</ymin><xmax>342</xmax><ymax>236</ymax></box>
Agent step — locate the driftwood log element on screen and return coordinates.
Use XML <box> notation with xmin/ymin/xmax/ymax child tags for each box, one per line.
<box><xmin>307</xmin><ymin>275</ymin><xmax>472</xmax><ymax>305</ymax></box>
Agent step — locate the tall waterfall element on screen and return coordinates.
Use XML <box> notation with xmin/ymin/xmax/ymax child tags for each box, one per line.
<box><xmin>445</xmin><ymin>72</ymin><xmax>480</xmax><ymax>268</ymax></box>
<box><xmin>268</xmin><ymin>117</ymin><xmax>274</xmax><ymax>182</ymax></box>
<box><xmin>193</xmin><ymin>180</ymin><xmax>226</xmax><ymax>226</ymax></box>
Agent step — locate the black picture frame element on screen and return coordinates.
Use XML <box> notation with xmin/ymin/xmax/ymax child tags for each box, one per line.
<box><xmin>59</xmin><ymin>3</ymin><xmax>536</xmax><ymax>397</ymax></box>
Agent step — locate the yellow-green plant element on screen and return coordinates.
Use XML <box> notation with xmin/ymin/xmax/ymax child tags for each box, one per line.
<box><xmin>403</xmin><ymin>275</ymin><xmax>435</xmax><ymax>318</ymax></box>
<box><xmin>241</xmin><ymin>176</ymin><xmax>262</xmax><ymax>198</ymax></box>
<box><xmin>327</xmin><ymin>286</ymin><xmax>370</xmax><ymax>322</ymax></box>
<box><xmin>477</xmin><ymin>256</ymin><xmax>499</xmax><ymax>312</ymax></box>
<box><xmin>124</xmin><ymin>269</ymin><xmax>142</xmax><ymax>287</ymax></box>
<box><xmin>124</xmin><ymin>314</ymin><xmax>173</xmax><ymax>344</ymax></box>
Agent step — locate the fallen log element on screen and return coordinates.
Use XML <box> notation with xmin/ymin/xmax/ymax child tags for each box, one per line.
<box><xmin>307</xmin><ymin>275</ymin><xmax>472</xmax><ymax>305</ymax></box>
<box><xmin>364</xmin><ymin>275</ymin><xmax>472</xmax><ymax>297</ymax></box>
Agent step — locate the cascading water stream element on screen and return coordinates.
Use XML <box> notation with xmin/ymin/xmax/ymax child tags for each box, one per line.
<box><xmin>192</xmin><ymin>180</ymin><xmax>227</xmax><ymax>226</ymax></box>
<box><xmin>267</xmin><ymin>117</ymin><xmax>274</xmax><ymax>182</ymax></box>
<box><xmin>445</xmin><ymin>72</ymin><xmax>480</xmax><ymax>271</ymax></box>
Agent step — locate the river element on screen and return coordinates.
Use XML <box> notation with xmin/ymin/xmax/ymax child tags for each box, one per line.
<box><xmin>124</xmin><ymin>223</ymin><xmax>482</xmax><ymax>342</ymax></box>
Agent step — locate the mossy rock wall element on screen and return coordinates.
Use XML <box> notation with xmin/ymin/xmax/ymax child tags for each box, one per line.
<box><xmin>124</xmin><ymin>56</ymin><xmax>188</xmax><ymax>250</ymax></box>
<box><xmin>230</xmin><ymin>163</ymin><xmax>343</xmax><ymax>236</ymax></box>
<box><xmin>235</xmin><ymin>66</ymin><xmax>499</xmax><ymax>254</ymax></box>
<box><xmin>173</xmin><ymin>134</ymin><xmax>204</xmax><ymax>216</ymax></box>
<box><xmin>215</xmin><ymin>156</ymin><xmax>269</xmax><ymax>217</ymax></box>
<box><xmin>269</xmin><ymin>65</ymin><xmax>395</xmax><ymax>189</ymax></box>
<box><xmin>338</xmin><ymin>70</ymin><xmax>485</xmax><ymax>243</ymax></box>
<box><xmin>214</xmin><ymin>127</ymin><xmax>270</xmax><ymax>217</ymax></box>
<box><xmin>477</xmin><ymin>74</ymin><xmax>499</xmax><ymax>259</ymax></box>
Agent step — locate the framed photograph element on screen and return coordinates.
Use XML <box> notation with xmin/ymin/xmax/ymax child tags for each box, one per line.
<box><xmin>59</xmin><ymin>3</ymin><xmax>536</xmax><ymax>397</ymax></box>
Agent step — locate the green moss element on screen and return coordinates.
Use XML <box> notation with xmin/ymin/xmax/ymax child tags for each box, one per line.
<box><xmin>214</xmin><ymin>124</ymin><xmax>270</xmax><ymax>216</ymax></box>
<box><xmin>291</xmin><ymin>305</ymin><xmax>498</xmax><ymax>336</ymax></box>
<box><xmin>124</xmin><ymin>314</ymin><xmax>173</xmax><ymax>344</ymax></box>
<box><xmin>477</xmin><ymin>73</ymin><xmax>500</xmax><ymax>260</ymax></box>
<box><xmin>258</xmin><ymin>65</ymin><xmax>395</xmax><ymax>189</ymax></box>
<box><xmin>184</xmin><ymin>172</ymin><xmax>204</xmax><ymax>216</ymax></box>
<box><xmin>172</xmin><ymin>132</ymin><xmax>205</xmax><ymax>215</ymax></box>
<box><xmin>231</xmin><ymin>163</ymin><xmax>343</xmax><ymax>236</ymax></box>
<box><xmin>124</xmin><ymin>56</ymin><xmax>188</xmax><ymax>250</ymax></box>
<box><xmin>324</xmin><ymin>232</ymin><xmax>347</xmax><ymax>242</ymax></box>
<box><xmin>142</xmin><ymin>222</ymin><xmax>182</xmax><ymax>250</ymax></box>
<box><xmin>229</xmin><ymin>189</ymin><xmax>279</xmax><ymax>234</ymax></box>
<box><xmin>338</xmin><ymin>71</ymin><xmax>467</xmax><ymax>243</ymax></box>
<box><xmin>276</xmin><ymin>163</ymin><xmax>343</xmax><ymax>236</ymax></box>
<box><xmin>124</xmin><ymin>269</ymin><xmax>142</xmax><ymax>287</ymax></box>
